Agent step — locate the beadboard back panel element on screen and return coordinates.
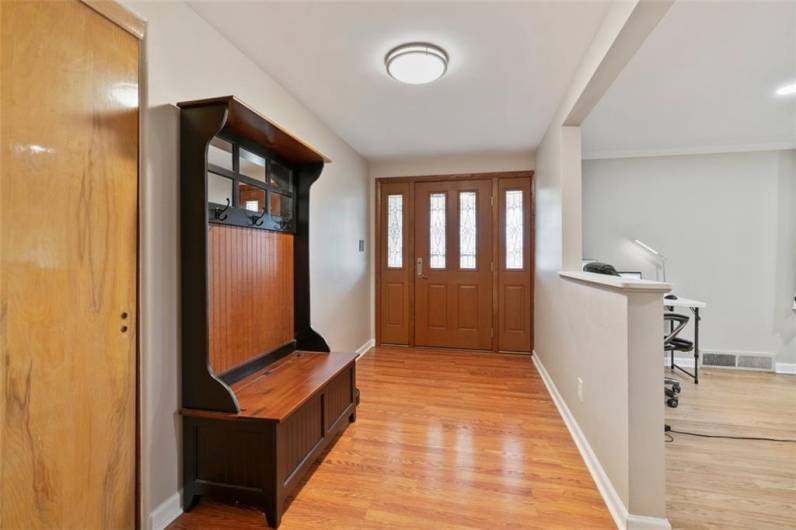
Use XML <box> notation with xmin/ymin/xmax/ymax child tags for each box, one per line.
<box><xmin>208</xmin><ymin>225</ymin><xmax>294</xmax><ymax>374</ymax></box>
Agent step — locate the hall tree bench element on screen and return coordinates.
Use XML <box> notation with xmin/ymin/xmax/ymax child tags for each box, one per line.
<box><xmin>178</xmin><ymin>96</ymin><xmax>358</xmax><ymax>528</ymax></box>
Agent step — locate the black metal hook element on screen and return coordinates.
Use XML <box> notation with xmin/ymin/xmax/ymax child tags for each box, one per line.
<box><xmin>214</xmin><ymin>198</ymin><xmax>230</xmax><ymax>221</ymax></box>
<box><xmin>250</xmin><ymin>207</ymin><xmax>265</xmax><ymax>227</ymax></box>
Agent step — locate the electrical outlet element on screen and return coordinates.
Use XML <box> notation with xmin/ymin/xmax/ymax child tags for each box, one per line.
<box><xmin>577</xmin><ymin>377</ymin><xmax>584</xmax><ymax>402</ymax></box>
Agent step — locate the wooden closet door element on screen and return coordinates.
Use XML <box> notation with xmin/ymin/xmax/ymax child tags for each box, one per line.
<box><xmin>1</xmin><ymin>2</ymin><xmax>139</xmax><ymax>528</ymax></box>
<box><xmin>414</xmin><ymin>180</ymin><xmax>493</xmax><ymax>350</ymax></box>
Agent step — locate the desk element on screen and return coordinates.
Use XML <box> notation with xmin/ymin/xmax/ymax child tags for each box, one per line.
<box><xmin>664</xmin><ymin>297</ymin><xmax>706</xmax><ymax>384</ymax></box>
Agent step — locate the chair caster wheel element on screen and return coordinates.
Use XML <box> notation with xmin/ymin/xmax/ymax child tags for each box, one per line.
<box><xmin>667</xmin><ymin>398</ymin><xmax>678</xmax><ymax>408</ymax></box>
<box><xmin>672</xmin><ymin>383</ymin><xmax>681</xmax><ymax>394</ymax></box>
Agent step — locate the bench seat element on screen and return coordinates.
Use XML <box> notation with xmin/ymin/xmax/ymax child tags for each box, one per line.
<box><xmin>181</xmin><ymin>351</ymin><xmax>358</xmax><ymax>528</ymax></box>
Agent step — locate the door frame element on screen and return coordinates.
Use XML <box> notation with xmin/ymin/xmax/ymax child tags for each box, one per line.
<box><xmin>375</xmin><ymin>170</ymin><xmax>534</xmax><ymax>352</ymax></box>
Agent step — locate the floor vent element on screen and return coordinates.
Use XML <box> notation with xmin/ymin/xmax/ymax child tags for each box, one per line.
<box><xmin>737</xmin><ymin>355</ymin><xmax>774</xmax><ymax>371</ymax></box>
<box><xmin>699</xmin><ymin>352</ymin><xmax>774</xmax><ymax>371</ymax></box>
<box><xmin>702</xmin><ymin>352</ymin><xmax>736</xmax><ymax>367</ymax></box>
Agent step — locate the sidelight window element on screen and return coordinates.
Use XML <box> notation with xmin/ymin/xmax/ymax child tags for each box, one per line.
<box><xmin>459</xmin><ymin>192</ymin><xmax>477</xmax><ymax>269</ymax></box>
<box><xmin>387</xmin><ymin>194</ymin><xmax>403</xmax><ymax>268</ymax></box>
<box><xmin>505</xmin><ymin>190</ymin><xmax>523</xmax><ymax>269</ymax></box>
<box><xmin>429</xmin><ymin>193</ymin><xmax>446</xmax><ymax>269</ymax></box>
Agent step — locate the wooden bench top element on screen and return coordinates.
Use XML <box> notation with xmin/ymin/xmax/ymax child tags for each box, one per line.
<box><xmin>182</xmin><ymin>351</ymin><xmax>357</xmax><ymax>422</ymax></box>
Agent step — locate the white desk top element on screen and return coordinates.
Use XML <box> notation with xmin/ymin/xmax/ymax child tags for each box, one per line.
<box><xmin>663</xmin><ymin>296</ymin><xmax>706</xmax><ymax>309</ymax></box>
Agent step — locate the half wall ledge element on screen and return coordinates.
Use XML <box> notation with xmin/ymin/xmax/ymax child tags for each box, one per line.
<box><xmin>559</xmin><ymin>270</ymin><xmax>672</xmax><ymax>293</ymax></box>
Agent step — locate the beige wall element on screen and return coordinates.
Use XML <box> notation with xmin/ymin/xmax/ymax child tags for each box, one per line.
<box><xmin>369</xmin><ymin>151</ymin><xmax>534</xmax><ymax>178</ymax></box>
<box><xmin>127</xmin><ymin>2</ymin><xmax>370</xmax><ymax>526</ymax></box>
<box><xmin>534</xmin><ymin>1</ymin><xmax>673</xmax><ymax>527</ymax></box>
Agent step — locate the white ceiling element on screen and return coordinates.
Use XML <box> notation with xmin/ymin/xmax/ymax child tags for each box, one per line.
<box><xmin>582</xmin><ymin>1</ymin><xmax>796</xmax><ymax>159</ymax></box>
<box><xmin>189</xmin><ymin>1</ymin><xmax>611</xmax><ymax>161</ymax></box>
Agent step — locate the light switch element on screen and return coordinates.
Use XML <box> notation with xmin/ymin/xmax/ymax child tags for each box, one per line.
<box><xmin>358</xmin><ymin>239</ymin><xmax>365</xmax><ymax>252</ymax></box>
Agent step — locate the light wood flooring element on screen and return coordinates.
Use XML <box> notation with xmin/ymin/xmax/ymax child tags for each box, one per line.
<box><xmin>665</xmin><ymin>367</ymin><xmax>796</xmax><ymax>529</ymax></box>
<box><xmin>170</xmin><ymin>346</ymin><xmax>613</xmax><ymax>529</ymax></box>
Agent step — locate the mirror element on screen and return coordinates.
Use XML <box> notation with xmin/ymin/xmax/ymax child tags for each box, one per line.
<box><xmin>208</xmin><ymin>136</ymin><xmax>233</xmax><ymax>171</ymax></box>
<box><xmin>239</xmin><ymin>147</ymin><xmax>266</xmax><ymax>182</ymax></box>
<box><xmin>269</xmin><ymin>192</ymin><xmax>292</xmax><ymax>221</ymax></box>
<box><xmin>207</xmin><ymin>172</ymin><xmax>232</xmax><ymax>205</ymax></box>
<box><xmin>270</xmin><ymin>160</ymin><xmax>291</xmax><ymax>191</ymax></box>
<box><xmin>239</xmin><ymin>183</ymin><xmax>265</xmax><ymax>213</ymax></box>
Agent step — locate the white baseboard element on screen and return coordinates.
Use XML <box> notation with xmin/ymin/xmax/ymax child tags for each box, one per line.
<box><xmin>776</xmin><ymin>363</ymin><xmax>796</xmax><ymax>375</ymax></box>
<box><xmin>663</xmin><ymin>357</ymin><xmax>695</xmax><ymax>368</ymax></box>
<box><xmin>355</xmin><ymin>338</ymin><xmax>375</xmax><ymax>359</ymax></box>
<box><xmin>149</xmin><ymin>491</ymin><xmax>182</xmax><ymax>530</ymax></box>
<box><xmin>532</xmin><ymin>353</ymin><xmax>671</xmax><ymax>530</ymax></box>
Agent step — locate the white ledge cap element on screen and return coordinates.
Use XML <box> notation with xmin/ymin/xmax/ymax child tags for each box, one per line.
<box><xmin>559</xmin><ymin>271</ymin><xmax>672</xmax><ymax>293</ymax></box>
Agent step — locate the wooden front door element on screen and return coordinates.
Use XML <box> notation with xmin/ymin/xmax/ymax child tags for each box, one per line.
<box><xmin>1</xmin><ymin>1</ymin><xmax>139</xmax><ymax>528</ymax></box>
<box><xmin>414</xmin><ymin>180</ymin><xmax>493</xmax><ymax>349</ymax></box>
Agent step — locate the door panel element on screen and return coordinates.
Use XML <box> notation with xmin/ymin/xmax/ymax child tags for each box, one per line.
<box><xmin>378</xmin><ymin>182</ymin><xmax>411</xmax><ymax>344</ymax></box>
<box><xmin>1</xmin><ymin>1</ymin><xmax>138</xmax><ymax>528</ymax></box>
<box><xmin>498</xmin><ymin>178</ymin><xmax>533</xmax><ymax>352</ymax></box>
<box><xmin>415</xmin><ymin>180</ymin><xmax>492</xmax><ymax>349</ymax></box>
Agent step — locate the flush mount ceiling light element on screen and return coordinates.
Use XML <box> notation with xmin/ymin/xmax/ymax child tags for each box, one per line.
<box><xmin>385</xmin><ymin>43</ymin><xmax>448</xmax><ymax>85</ymax></box>
<box><xmin>775</xmin><ymin>81</ymin><xmax>796</xmax><ymax>97</ymax></box>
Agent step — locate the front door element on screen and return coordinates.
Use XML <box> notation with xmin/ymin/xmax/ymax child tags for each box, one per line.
<box><xmin>414</xmin><ymin>180</ymin><xmax>493</xmax><ymax>349</ymax></box>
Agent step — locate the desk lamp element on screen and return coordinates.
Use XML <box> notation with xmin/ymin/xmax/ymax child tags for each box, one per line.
<box><xmin>634</xmin><ymin>239</ymin><xmax>667</xmax><ymax>282</ymax></box>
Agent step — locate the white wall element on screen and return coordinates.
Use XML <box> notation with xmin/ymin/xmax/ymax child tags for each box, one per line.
<box><xmin>127</xmin><ymin>2</ymin><xmax>371</xmax><ymax>527</ymax></box>
<box><xmin>582</xmin><ymin>150</ymin><xmax>796</xmax><ymax>364</ymax></box>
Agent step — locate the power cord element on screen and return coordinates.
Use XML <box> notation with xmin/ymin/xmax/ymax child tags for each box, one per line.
<box><xmin>668</xmin><ymin>429</ymin><xmax>796</xmax><ymax>444</ymax></box>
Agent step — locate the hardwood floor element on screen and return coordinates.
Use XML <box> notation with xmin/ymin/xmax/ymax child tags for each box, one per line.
<box><xmin>170</xmin><ymin>346</ymin><xmax>613</xmax><ymax>529</ymax></box>
<box><xmin>665</xmin><ymin>368</ymin><xmax>796</xmax><ymax>530</ymax></box>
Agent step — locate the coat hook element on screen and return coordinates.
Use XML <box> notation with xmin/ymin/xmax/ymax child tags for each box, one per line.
<box><xmin>214</xmin><ymin>198</ymin><xmax>230</xmax><ymax>221</ymax></box>
<box><xmin>251</xmin><ymin>206</ymin><xmax>265</xmax><ymax>227</ymax></box>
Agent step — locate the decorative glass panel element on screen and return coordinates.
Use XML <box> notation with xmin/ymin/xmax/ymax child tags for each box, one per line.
<box><xmin>239</xmin><ymin>183</ymin><xmax>265</xmax><ymax>212</ymax></box>
<box><xmin>239</xmin><ymin>147</ymin><xmax>266</xmax><ymax>182</ymax></box>
<box><xmin>387</xmin><ymin>194</ymin><xmax>403</xmax><ymax>268</ymax></box>
<box><xmin>459</xmin><ymin>192</ymin><xmax>477</xmax><ymax>269</ymax></box>
<box><xmin>505</xmin><ymin>190</ymin><xmax>524</xmax><ymax>270</ymax></box>
<box><xmin>208</xmin><ymin>136</ymin><xmax>233</xmax><ymax>170</ymax></box>
<box><xmin>269</xmin><ymin>192</ymin><xmax>293</xmax><ymax>221</ymax></box>
<box><xmin>429</xmin><ymin>193</ymin><xmax>446</xmax><ymax>269</ymax></box>
<box><xmin>270</xmin><ymin>160</ymin><xmax>291</xmax><ymax>191</ymax></box>
<box><xmin>207</xmin><ymin>172</ymin><xmax>232</xmax><ymax>205</ymax></box>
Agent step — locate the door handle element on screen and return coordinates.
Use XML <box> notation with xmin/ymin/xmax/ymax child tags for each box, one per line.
<box><xmin>416</xmin><ymin>257</ymin><xmax>424</xmax><ymax>278</ymax></box>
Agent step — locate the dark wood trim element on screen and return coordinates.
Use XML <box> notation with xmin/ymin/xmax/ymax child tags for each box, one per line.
<box><xmin>375</xmin><ymin>181</ymin><xmax>381</xmax><ymax>346</ymax></box>
<box><xmin>178</xmin><ymin>96</ymin><xmax>331</xmax><ymax>164</ymax></box>
<box><xmin>374</xmin><ymin>170</ymin><xmax>533</xmax><ymax>185</ymax></box>
<box><xmin>294</xmin><ymin>163</ymin><xmax>330</xmax><ymax>352</ymax></box>
<box><xmin>374</xmin><ymin>170</ymin><xmax>535</xmax><ymax>353</ymax></box>
<box><xmin>218</xmin><ymin>340</ymin><xmax>297</xmax><ymax>386</ymax></box>
<box><xmin>180</xmin><ymin>102</ymin><xmax>240</xmax><ymax>412</ymax></box>
<box><xmin>491</xmin><ymin>177</ymin><xmax>499</xmax><ymax>351</ymax></box>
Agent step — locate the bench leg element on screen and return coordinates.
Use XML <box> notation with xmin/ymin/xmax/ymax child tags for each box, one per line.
<box><xmin>263</xmin><ymin>495</ymin><xmax>282</xmax><ymax>528</ymax></box>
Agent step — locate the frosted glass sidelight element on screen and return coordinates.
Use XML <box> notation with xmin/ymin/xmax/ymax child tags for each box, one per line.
<box><xmin>387</xmin><ymin>194</ymin><xmax>403</xmax><ymax>268</ymax></box>
<box><xmin>505</xmin><ymin>190</ymin><xmax>523</xmax><ymax>269</ymax></box>
<box><xmin>429</xmin><ymin>193</ymin><xmax>446</xmax><ymax>269</ymax></box>
<box><xmin>459</xmin><ymin>192</ymin><xmax>477</xmax><ymax>269</ymax></box>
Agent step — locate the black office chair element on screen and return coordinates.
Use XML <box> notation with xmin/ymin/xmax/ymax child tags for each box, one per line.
<box><xmin>663</xmin><ymin>312</ymin><xmax>693</xmax><ymax>408</ymax></box>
